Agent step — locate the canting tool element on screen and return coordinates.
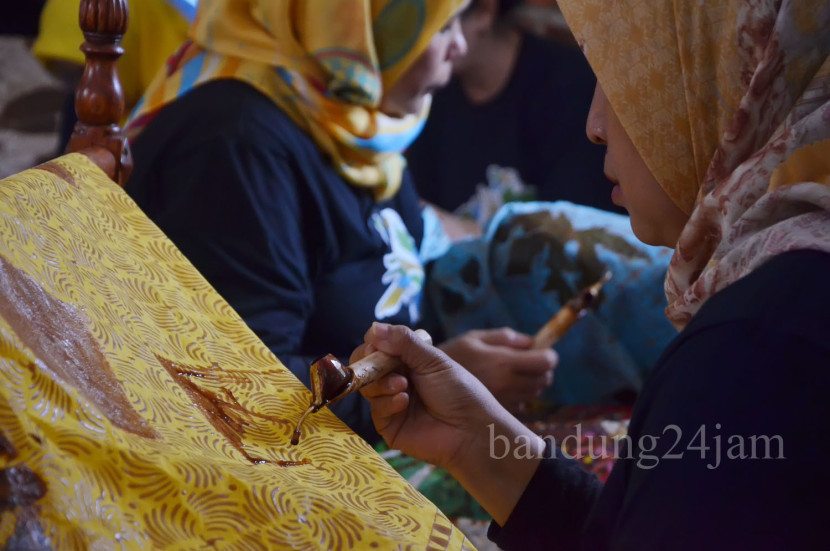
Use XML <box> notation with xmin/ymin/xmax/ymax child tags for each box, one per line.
<box><xmin>532</xmin><ymin>271</ymin><xmax>612</xmax><ymax>350</ymax></box>
<box><xmin>291</xmin><ymin>329</ymin><xmax>432</xmax><ymax>445</ymax></box>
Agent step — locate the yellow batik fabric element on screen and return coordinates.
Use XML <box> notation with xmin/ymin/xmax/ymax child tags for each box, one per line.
<box><xmin>558</xmin><ymin>0</ymin><xmax>830</xmax><ymax>329</ymax></box>
<box><xmin>127</xmin><ymin>0</ymin><xmax>465</xmax><ymax>201</ymax></box>
<box><xmin>0</xmin><ymin>153</ymin><xmax>474</xmax><ymax>550</ymax></box>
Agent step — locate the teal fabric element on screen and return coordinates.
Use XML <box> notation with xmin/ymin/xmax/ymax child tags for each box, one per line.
<box><xmin>422</xmin><ymin>201</ymin><xmax>677</xmax><ymax>406</ymax></box>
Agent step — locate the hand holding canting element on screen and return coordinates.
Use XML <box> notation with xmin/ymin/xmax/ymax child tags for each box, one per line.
<box><xmin>439</xmin><ymin>328</ymin><xmax>558</xmax><ymax>412</ymax></box>
<box><xmin>353</xmin><ymin>323</ymin><xmax>499</xmax><ymax>470</ymax></box>
<box><xmin>353</xmin><ymin>323</ymin><xmax>546</xmax><ymax>525</ymax></box>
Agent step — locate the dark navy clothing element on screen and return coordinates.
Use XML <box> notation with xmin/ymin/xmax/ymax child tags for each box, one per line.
<box><xmin>490</xmin><ymin>249</ymin><xmax>830</xmax><ymax>550</ymax></box>
<box><xmin>406</xmin><ymin>35</ymin><xmax>621</xmax><ymax>214</ymax></box>
<box><xmin>127</xmin><ymin>79</ymin><xmax>425</xmax><ymax>442</ymax></box>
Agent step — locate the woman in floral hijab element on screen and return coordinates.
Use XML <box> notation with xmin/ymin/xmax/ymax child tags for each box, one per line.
<box><xmin>564</xmin><ymin>0</ymin><xmax>830</xmax><ymax>330</ymax></box>
<box><xmin>355</xmin><ymin>0</ymin><xmax>830</xmax><ymax>548</ymax></box>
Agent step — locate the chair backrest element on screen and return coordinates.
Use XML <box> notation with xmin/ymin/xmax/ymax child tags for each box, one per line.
<box><xmin>65</xmin><ymin>0</ymin><xmax>132</xmax><ymax>185</ymax></box>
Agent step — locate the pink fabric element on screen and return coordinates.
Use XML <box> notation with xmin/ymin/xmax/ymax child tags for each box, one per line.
<box><xmin>664</xmin><ymin>2</ymin><xmax>830</xmax><ymax>329</ymax></box>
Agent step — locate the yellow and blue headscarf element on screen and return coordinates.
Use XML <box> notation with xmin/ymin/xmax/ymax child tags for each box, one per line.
<box><xmin>127</xmin><ymin>0</ymin><xmax>465</xmax><ymax>200</ymax></box>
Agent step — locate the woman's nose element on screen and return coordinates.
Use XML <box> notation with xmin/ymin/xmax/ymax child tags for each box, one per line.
<box><xmin>449</xmin><ymin>20</ymin><xmax>468</xmax><ymax>60</ymax></box>
<box><xmin>586</xmin><ymin>84</ymin><xmax>607</xmax><ymax>145</ymax></box>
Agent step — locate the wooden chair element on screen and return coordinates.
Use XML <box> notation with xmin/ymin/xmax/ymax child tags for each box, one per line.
<box><xmin>65</xmin><ymin>0</ymin><xmax>131</xmax><ymax>185</ymax></box>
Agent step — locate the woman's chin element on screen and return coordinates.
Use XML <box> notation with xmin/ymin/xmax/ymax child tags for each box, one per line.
<box><xmin>630</xmin><ymin>220</ymin><xmax>676</xmax><ymax>249</ymax></box>
<box><xmin>611</xmin><ymin>184</ymin><xmax>623</xmax><ymax>206</ymax></box>
<box><xmin>379</xmin><ymin>96</ymin><xmax>425</xmax><ymax>119</ymax></box>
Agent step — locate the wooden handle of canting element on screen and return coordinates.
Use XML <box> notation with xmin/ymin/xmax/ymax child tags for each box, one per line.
<box><xmin>532</xmin><ymin>272</ymin><xmax>612</xmax><ymax>350</ymax></box>
<box><xmin>532</xmin><ymin>306</ymin><xmax>579</xmax><ymax>350</ymax></box>
<box><xmin>347</xmin><ymin>328</ymin><xmax>433</xmax><ymax>390</ymax></box>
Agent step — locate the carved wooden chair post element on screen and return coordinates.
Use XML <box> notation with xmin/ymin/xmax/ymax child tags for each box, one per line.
<box><xmin>66</xmin><ymin>0</ymin><xmax>132</xmax><ymax>185</ymax></box>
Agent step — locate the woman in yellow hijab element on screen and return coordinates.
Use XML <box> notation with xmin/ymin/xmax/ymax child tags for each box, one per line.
<box><xmin>126</xmin><ymin>0</ymin><xmax>557</xmax><ymax>443</ymax></box>
<box><xmin>355</xmin><ymin>0</ymin><xmax>830</xmax><ymax>548</ymax></box>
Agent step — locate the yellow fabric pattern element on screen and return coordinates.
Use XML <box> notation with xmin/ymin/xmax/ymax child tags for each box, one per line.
<box><xmin>32</xmin><ymin>0</ymin><xmax>190</xmax><ymax>111</ymax></box>
<box><xmin>0</xmin><ymin>153</ymin><xmax>474</xmax><ymax>550</ymax></box>
<box><xmin>127</xmin><ymin>0</ymin><xmax>465</xmax><ymax>201</ymax></box>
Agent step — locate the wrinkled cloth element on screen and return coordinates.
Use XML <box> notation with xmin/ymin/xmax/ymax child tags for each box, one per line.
<box><xmin>127</xmin><ymin>0</ymin><xmax>465</xmax><ymax>200</ymax></box>
<box><xmin>558</xmin><ymin>0</ymin><xmax>830</xmax><ymax>330</ymax></box>
<box><xmin>422</xmin><ymin>202</ymin><xmax>676</xmax><ymax>405</ymax></box>
<box><xmin>0</xmin><ymin>153</ymin><xmax>471</xmax><ymax>549</ymax></box>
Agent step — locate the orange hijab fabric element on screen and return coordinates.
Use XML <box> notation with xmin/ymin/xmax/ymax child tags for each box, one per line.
<box><xmin>558</xmin><ymin>0</ymin><xmax>830</xmax><ymax>329</ymax></box>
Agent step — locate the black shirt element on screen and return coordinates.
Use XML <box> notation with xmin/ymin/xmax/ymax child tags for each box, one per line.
<box><xmin>128</xmin><ymin>79</ymin><xmax>426</xmax><ymax>442</ymax></box>
<box><xmin>490</xmin><ymin>249</ymin><xmax>830</xmax><ymax>550</ymax></box>
<box><xmin>406</xmin><ymin>35</ymin><xmax>621</xmax><ymax>214</ymax></box>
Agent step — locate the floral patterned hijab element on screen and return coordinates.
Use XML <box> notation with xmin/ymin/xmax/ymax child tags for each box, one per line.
<box><xmin>558</xmin><ymin>0</ymin><xmax>830</xmax><ymax>329</ymax></box>
<box><xmin>127</xmin><ymin>0</ymin><xmax>465</xmax><ymax>201</ymax></box>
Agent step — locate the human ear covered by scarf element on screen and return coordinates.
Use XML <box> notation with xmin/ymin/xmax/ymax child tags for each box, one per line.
<box><xmin>126</xmin><ymin>0</ymin><xmax>466</xmax><ymax>201</ymax></box>
<box><xmin>558</xmin><ymin>0</ymin><xmax>830</xmax><ymax>329</ymax></box>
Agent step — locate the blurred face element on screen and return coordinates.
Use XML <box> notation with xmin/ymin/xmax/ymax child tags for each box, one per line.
<box><xmin>380</xmin><ymin>7</ymin><xmax>469</xmax><ymax>117</ymax></box>
<box><xmin>451</xmin><ymin>0</ymin><xmax>495</xmax><ymax>75</ymax></box>
<box><xmin>586</xmin><ymin>84</ymin><xmax>689</xmax><ymax>248</ymax></box>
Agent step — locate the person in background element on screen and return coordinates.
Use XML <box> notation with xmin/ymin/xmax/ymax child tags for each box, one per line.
<box><xmin>32</xmin><ymin>0</ymin><xmax>195</xmax><ymax>151</ymax></box>
<box><xmin>407</xmin><ymin>0</ymin><xmax>668</xmax><ymax>410</ymax></box>
<box><xmin>406</xmin><ymin>0</ymin><xmax>620</xmax><ymax>214</ymax></box>
<box><xmin>355</xmin><ymin>0</ymin><xmax>830</xmax><ymax>548</ymax></box>
<box><xmin>2</xmin><ymin>1</ymin><xmax>47</xmax><ymax>36</ymax></box>
<box><xmin>125</xmin><ymin>0</ymin><xmax>557</xmax><ymax>444</ymax></box>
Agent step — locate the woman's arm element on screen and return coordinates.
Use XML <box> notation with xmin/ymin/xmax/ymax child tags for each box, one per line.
<box><xmin>354</xmin><ymin>323</ymin><xmax>602</xmax><ymax>540</ymax></box>
<box><xmin>355</xmin><ymin>323</ymin><xmax>544</xmax><ymax>523</ymax></box>
<box><xmin>133</xmin><ymin>132</ymin><xmax>384</xmax><ymax>440</ymax></box>
<box><xmin>136</xmin><ymin>135</ymin><xmax>315</xmax><ymax>355</ymax></box>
